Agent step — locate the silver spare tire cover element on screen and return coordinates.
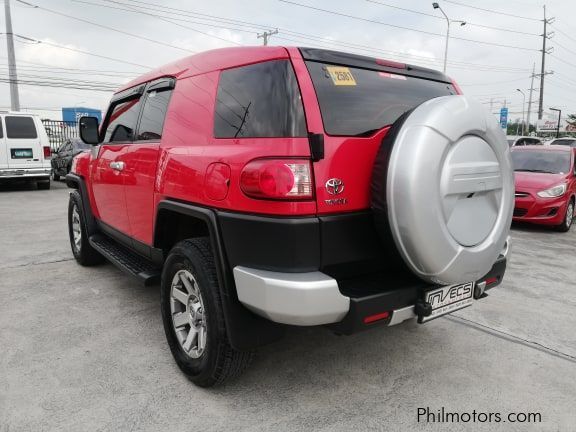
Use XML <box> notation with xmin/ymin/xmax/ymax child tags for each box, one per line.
<box><xmin>384</xmin><ymin>96</ymin><xmax>513</xmax><ymax>285</ymax></box>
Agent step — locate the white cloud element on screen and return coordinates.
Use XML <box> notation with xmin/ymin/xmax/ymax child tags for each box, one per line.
<box><xmin>18</xmin><ymin>38</ymin><xmax>85</xmax><ymax>68</ymax></box>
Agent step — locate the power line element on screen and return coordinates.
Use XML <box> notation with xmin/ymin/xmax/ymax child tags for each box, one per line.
<box><xmin>76</xmin><ymin>0</ymin><xmax>242</xmax><ymax>46</ymax></box>
<box><xmin>73</xmin><ymin>0</ymin><xmax>258</xmax><ymax>34</ymax></box>
<box><xmin>366</xmin><ymin>0</ymin><xmax>540</xmax><ymax>36</ymax></box>
<box><xmin>0</xmin><ymin>64</ymin><xmax>135</xmax><ymax>78</ymax></box>
<box><xmin>278</xmin><ymin>0</ymin><xmax>539</xmax><ymax>51</ymax></box>
<box><xmin>443</xmin><ymin>0</ymin><xmax>541</xmax><ymax>22</ymax></box>
<box><xmin>16</xmin><ymin>0</ymin><xmax>194</xmax><ymax>53</ymax></box>
<box><xmin>0</xmin><ymin>77</ymin><xmax>116</xmax><ymax>91</ymax></box>
<box><xmin>5</xmin><ymin>33</ymin><xmax>152</xmax><ymax>69</ymax></box>
<box><xmin>550</xmin><ymin>23</ymin><xmax>576</xmax><ymax>44</ymax></box>
<box><xmin>460</xmin><ymin>77</ymin><xmax>528</xmax><ymax>86</ymax></box>
<box><xmin>0</xmin><ymin>56</ymin><xmax>138</xmax><ymax>74</ymax></box>
<box><xmin>76</xmin><ymin>0</ymin><xmax>533</xmax><ymax>73</ymax></box>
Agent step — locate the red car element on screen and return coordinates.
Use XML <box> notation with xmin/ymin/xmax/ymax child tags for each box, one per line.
<box><xmin>512</xmin><ymin>145</ymin><xmax>576</xmax><ymax>231</ymax></box>
<box><xmin>66</xmin><ymin>47</ymin><xmax>513</xmax><ymax>386</ymax></box>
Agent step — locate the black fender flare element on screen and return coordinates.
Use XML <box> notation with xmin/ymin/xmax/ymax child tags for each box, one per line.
<box><xmin>155</xmin><ymin>200</ymin><xmax>285</xmax><ymax>351</ymax></box>
<box><xmin>65</xmin><ymin>173</ymin><xmax>97</xmax><ymax>236</ymax></box>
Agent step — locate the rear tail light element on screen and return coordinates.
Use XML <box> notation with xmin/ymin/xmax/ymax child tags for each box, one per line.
<box><xmin>240</xmin><ymin>159</ymin><xmax>313</xmax><ymax>200</ymax></box>
<box><xmin>43</xmin><ymin>146</ymin><xmax>52</xmax><ymax>159</ymax></box>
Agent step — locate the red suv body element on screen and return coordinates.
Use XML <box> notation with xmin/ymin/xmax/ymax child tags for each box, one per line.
<box><xmin>66</xmin><ymin>47</ymin><xmax>511</xmax><ymax>386</ymax></box>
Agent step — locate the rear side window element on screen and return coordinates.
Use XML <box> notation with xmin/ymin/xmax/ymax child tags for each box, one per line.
<box><xmin>104</xmin><ymin>97</ymin><xmax>142</xmax><ymax>143</ymax></box>
<box><xmin>136</xmin><ymin>89</ymin><xmax>173</xmax><ymax>140</ymax></box>
<box><xmin>0</xmin><ymin>119</ymin><xmax>3</xmax><ymax>138</ymax></box>
<box><xmin>5</xmin><ymin>116</ymin><xmax>38</xmax><ymax>139</ymax></box>
<box><xmin>305</xmin><ymin>61</ymin><xmax>456</xmax><ymax>136</ymax></box>
<box><xmin>214</xmin><ymin>60</ymin><xmax>307</xmax><ymax>138</ymax></box>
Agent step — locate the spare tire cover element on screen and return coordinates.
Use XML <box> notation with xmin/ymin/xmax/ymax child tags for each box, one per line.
<box><xmin>372</xmin><ymin>96</ymin><xmax>513</xmax><ymax>285</ymax></box>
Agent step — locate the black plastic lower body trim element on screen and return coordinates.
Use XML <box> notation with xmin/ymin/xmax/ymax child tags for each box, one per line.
<box><xmin>329</xmin><ymin>257</ymin><xmax>508</xmax><ymax>335</ymax></box>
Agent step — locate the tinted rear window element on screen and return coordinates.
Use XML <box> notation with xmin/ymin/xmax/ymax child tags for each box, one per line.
<box><xmin>214</xmin><ymin>60</ymin><xmax>307</xmax><ymax>138</ymax></box>
<box><xmin>511</xmin><ymin>150</ymin><xmax>571</xmax><ymax>174</ymax></box>
<box><xmin>5</xmin><ymin>116</ymin><xmax>38</xmax><ymax>139</ymax></box>
<box><xmin>305</xmin><ymin>61</ymin><xmax>456</xmax><ymax>136</ymax></box>
<box><xmin>550</xmin><ymin>139</ymin><xmax>576</xmax><ymax>147</ymax></box>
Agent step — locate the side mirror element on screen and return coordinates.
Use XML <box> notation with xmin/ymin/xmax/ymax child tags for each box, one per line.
<box><xmin>79</xmin><ymin>116</ymin><xmax>100</xmax><ymax>145</ymax></box>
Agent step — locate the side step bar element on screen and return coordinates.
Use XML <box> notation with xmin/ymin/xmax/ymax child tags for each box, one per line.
<box><xmin>89</xmin><ymin>234</ymin><xmax>161</xmax><ymax>286</ymax></box>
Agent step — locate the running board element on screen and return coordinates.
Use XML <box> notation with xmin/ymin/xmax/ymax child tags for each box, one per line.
<box><xmin>89</xmin><ymin>234</ymin><xmax>161</xmax><ymax>286</ymax></box>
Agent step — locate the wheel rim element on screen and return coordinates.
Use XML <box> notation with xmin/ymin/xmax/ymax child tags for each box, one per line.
<box><xmin>170</xmin><ymin>270</ymin><xmax>207</xmax><ymax>359</ymax></box>
<box><xmin>567</xmin><ymin>202</ymin><xmax>574</xmax><ymax>229</ymax></box>
<box><xmin>71</xmin><ymin>205</ymin><xmax>82</xmax><ymax>252</ymax></box>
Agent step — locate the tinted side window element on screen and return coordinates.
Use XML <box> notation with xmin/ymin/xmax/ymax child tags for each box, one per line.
<box><xmin>137</xmin><ymin>89</ymin><xmax>173</xmax><ymax>141</ymax></box>
<box><xmin>0</xmin><ymin>119</ymin><xmax>3</xmax><ymax>138</ymax></box>
<box><xmin>104</xmin><ymin>97</ymin><xmax>142</xmax><ymax>143</ymax></box>
<box><xmin>214</xmin><ymin>60</ymin><xmax>307</xmax><ymax>138</ymax></box>
<box><xmin>5</xmin><ymin>116</ymin><xmax>38</xmax><ymax>139</ymax></box>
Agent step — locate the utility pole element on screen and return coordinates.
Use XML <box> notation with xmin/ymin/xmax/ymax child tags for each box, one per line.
<box><xmin>4</xmin><ymin>0</ymin><xmax>20</xmax><ymax>111</ymax></box>
<box><xmin>257</xmin><ymin>29</ymin><xmax>278</xmax><ymax>46</ymax></box>
<box><xmin>538</xmin><ymin>5</ymin><xmax>554</xmax><ymax>120</ymax></box>
<box><xmin>526</xmin><ymin>63</ymin><xmax>536</xmax><ymax>132</ymax></box>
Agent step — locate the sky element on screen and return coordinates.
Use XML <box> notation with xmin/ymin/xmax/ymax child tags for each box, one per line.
<box><xmin>1</xmin><ymin>0</ymin><xmax>575</xmax><ymax>126</ymax></box>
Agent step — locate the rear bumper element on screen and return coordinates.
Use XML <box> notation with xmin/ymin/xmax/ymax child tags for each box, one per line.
<box><xmin>234</xmin><ymin>238</ymin><xmax>510</xmax><ymax>332</ymax></box>
<box><xmin>0</xmin><ymin>167</ymin><xmax>50</xmax><ymax>179</ymax></box>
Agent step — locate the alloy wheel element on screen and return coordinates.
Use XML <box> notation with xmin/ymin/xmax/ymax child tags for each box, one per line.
<box><xmin>170</xmin><ymin>270</ymin><xmax>207</xmax><ymax>359</ymax></box>
<box><xmin>71</xmin><ymin>205</ymin><xmax>82</xmax><ymax>252</ymax></box>
<box><xmin>566</xmin><ymin>202</ymin><xmax>574</xmax><ymax>230</ymax></box>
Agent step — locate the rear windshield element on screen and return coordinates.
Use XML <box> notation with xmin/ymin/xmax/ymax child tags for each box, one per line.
<box><xmin>550</xmin><ymin>139</ymin><xmax>576</xmax><ymax>147</ymax></box>
<box><xmin>305</xmin><ymin>61</ymin><xmax>457</xmax><ymax>136</ymax></box>
<box><xmin>511</xmin><ymin>150</ymin><xmax>571</xmax><ymax>174</ymax></box>
<box><xmin>5</xmin><ymin>116</ymin><xmax>38</xmax><ymax>139</ymax></box>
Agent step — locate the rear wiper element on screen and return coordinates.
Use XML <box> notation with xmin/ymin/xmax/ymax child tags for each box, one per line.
<box><xmin>353</xmin><ymin>127</ymin><xmax>388</xmax><ymax>137</ymax></box>
<box><xmin>515</xmin><ymin>169</ymin><xmax>555</xmax><ymax>173</ymax></box>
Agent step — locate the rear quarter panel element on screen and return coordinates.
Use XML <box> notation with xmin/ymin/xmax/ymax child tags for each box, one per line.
<box><xmin>155</xmin><ymin>71</ymin><xmax>315</xmax><ymax>217</ymax></box>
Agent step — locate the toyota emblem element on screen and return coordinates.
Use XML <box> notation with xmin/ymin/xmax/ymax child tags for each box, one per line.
<box><xmin>325</xmin><ymin>178</ymin><xmax>344</xmax><ymax>195</ymax></box>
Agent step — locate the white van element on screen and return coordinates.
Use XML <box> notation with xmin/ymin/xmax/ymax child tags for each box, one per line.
<box><xmin>0</xmin><ymin>112</ymin><xmax>51</xmax><ymax>189</ymax></box>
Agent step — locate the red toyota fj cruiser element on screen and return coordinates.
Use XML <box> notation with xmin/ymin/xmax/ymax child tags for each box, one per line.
<box><xmin>67</xmin><ymin>47</ymin><xmax>513</xmax><ymax>387</ymax></box>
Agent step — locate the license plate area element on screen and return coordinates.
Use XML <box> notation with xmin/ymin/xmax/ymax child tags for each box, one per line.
<box><xmin>419</xmin><ymin>282</ymin><xmax>474</xmax><ymax>323</ymax></box>
<box><xmin>11</xmin><ymin>148</ymin><xmax>33</xmax><ymax>159</ymax></box>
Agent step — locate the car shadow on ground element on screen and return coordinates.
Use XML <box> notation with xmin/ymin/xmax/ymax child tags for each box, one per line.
<box><xmin>511</xmin><ymin>221</ymin><xmax>564</xmax><ymax>234</ymax></box>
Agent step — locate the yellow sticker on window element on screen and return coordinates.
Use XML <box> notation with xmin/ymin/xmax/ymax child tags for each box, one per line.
<box><xmin>326</xmin><ymin>66</ymin><xmax>357</xmax><ymax>86</ymax></box>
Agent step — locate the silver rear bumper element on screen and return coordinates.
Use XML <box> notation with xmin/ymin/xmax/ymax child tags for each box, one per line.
<box><xmin>0</xmin><ymin>167</ymin><xmax>50</xmax><ymax>178</ymax></box>
<box><xmin>233</xmin><ymin>266</ymin><xmax>349</xmax><ymax>326</ymax></box>
<box><xmin>233</xmin><ymin>266</ymin><xmax>418</xmax><ymax>327</ymax></box>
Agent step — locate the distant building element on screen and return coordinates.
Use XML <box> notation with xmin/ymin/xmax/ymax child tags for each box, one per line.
<box><xmin>62</xmin><ymin>107</ymin><xmax>102</xmax><ymax>123</ymax></box>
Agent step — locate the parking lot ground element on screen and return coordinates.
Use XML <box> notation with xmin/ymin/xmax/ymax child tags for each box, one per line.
<box><xmin>1</xmin><ymin>181</ymin><xmax>575</xmax><ymax>431</ymax></box>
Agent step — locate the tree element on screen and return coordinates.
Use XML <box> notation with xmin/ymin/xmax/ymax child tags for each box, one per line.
<box><xmin>566</xmin><ymin>114</ymin><xmax>576</xmax><ymax>127</ymax></box>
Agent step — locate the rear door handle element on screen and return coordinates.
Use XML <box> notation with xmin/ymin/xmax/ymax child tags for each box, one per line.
<box><xmin>109</xmin><ymin>161</ymin><xmax>125</xmax><ymax>171</ymax></box>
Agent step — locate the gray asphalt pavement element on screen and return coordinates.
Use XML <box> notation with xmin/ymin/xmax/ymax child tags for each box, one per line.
<box><xmin>1</xmin><ymin>180</ymin><xmax>575</xmax><ymax>431</ymax></box>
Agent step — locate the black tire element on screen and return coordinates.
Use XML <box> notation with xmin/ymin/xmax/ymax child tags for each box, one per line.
<box><xmin>37</xmin><ymin>180</ymin><xmax>51</xmax><ymax>190</ymax></box>
<box><xmin>557</xmin><ymin>199</ymin><xmax>574</xmax><ymax>232</ymax></box>
<box><xmin>68</xmin><ymin>190</ymin><xmax>104</xmax><ymax>265</ymax></box>
<box><xmin>161</xmin><ymin>238</ymin><xmax>253</xmax><ymax>387</ymax></box>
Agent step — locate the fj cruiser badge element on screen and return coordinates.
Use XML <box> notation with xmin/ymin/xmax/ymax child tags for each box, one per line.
<box><xmin>325</xmin><ymin>178</ymin><xmax>344</xmax><ymax>195</ymax></box>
